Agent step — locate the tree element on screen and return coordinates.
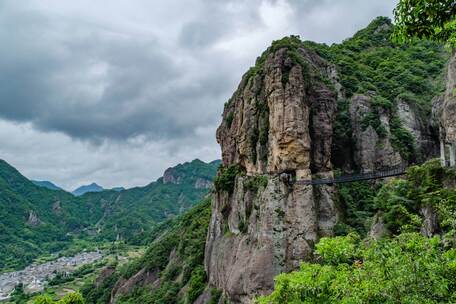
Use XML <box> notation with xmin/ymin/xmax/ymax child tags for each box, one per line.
<box><xmin>57</xmin><ymin>292</ymin><xmax>85</xmax><ymax>304</ymax></box>
<box><xmin>32</xmin><ymin>292</ymin><xmax>85</xmax><ymax>304</ymax></box>
<box><xmin>393</xmin><ymin>0</ymin><xmax>456</xmax><ymax>48</ymax></box>
<box><xmin>257</xmin><ymin>233</ymin><xmax>456</xmax><ymax>303</ymax></box>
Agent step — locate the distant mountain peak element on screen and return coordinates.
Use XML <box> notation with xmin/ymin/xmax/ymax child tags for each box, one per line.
<box><xmin>72</xmin><ymin>183</ymin><xmax>104</xmax><ymax>196</ymax></box>
<box><xmin>32</xmin><ymin>180</ymin><xmax>62</xmax><ymax>191</ymax></box>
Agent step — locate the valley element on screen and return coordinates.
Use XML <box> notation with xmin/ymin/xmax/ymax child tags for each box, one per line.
<box><xmin>1</xmin><ymin>0</ymin><xmax>455</xmax><ymax>303</ymax></box>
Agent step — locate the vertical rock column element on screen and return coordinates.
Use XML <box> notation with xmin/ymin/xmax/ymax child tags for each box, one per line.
<box><xmin>205</xmin><ymin>45</ymin><xmax>339</xmax><ymax>303</ymax></box>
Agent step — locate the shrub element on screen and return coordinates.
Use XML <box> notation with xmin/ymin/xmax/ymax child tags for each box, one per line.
<box><xmin>187</xmin><ymin>266</ymin><xmax>207</xmax><ymax>303</ymax></box>
<box><xmin>257</xmin><ymin>233</ymin><xmax>456</xmax><ymax>304</ymax></box>
<box><xmin>214</xmin><ymin>165</ymin><xmax>245</xmax><ymax>193</ymax></box>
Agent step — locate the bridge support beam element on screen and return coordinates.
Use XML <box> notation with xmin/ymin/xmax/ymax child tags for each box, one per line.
<box><xmin>441</xmin><ymin>141</ymin><xmax>446</xmax><ymax>166</ymax></box>
<box><xmin>450</xmin><ymin>143</ymin><xmax>456</xmax><ymax>167</ymax></box>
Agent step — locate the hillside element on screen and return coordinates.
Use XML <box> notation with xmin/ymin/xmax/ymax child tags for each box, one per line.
<box><xmin>81</xmin><ymin>159</ymin><xmax>219</xmax><ymax>242</ymax></box>
<box><xmin>0</xmin><ymin>159</ymin><xmax>219</xmax><ymax>273</ymax></box>
<box><xmin>77</xmin><ymin>17</ymin><xmax>456</xmax><ymax>304</ymax></box>
<box><xmin>0</xmin><ymin>160</ymin><xmax>103</xmax><ymax>272</ymax></box>
<box><xmin>32</xmin><ymin>180</ymin><xmax>62</xmax><ymax>191</ymax></box>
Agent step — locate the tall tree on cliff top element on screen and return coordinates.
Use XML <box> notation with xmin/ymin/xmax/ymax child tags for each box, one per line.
<box><xmin>393</xmin><ymin>0</ymin><xmax>456</xmax><ymax>48</ymax></box>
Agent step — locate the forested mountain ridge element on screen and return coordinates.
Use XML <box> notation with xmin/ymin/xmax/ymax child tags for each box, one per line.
<box><xmin>0</xmin><ymin>158</ymin><xmax>219</xmax><ymax>273</ymax></box>
<box><xmin>81</xmin><ymin>17</ymin><xmax>456</xmax><ymax>304</ymax></box>
<box><xmin>32</xmin><ymin>180</ymin><xmax>63</xmax><ymax>191</ymax></box>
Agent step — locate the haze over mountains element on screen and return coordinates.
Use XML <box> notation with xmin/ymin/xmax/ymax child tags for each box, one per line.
<box><xmin>71</xmin><ymin>183</ymin><xmax>104</xmax><ymax>196</ymax></box>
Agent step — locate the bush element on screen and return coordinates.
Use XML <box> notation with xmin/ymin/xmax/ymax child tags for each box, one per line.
<box><xmin>187</xmin><ymin>266</ymin><xmax>207</xmax><ymax>303</ymax></box>
<box><xmin>257</xmin><ymin>233</ymin><xmax>456</xmax><ymax>304</ymax></box>
<box><xmin>214</xmin><ymin>165</ymin><xmax>245</xmax><ymax>193</ymax></box>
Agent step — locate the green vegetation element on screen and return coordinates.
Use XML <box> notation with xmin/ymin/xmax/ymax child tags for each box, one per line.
<box><xmin>393</xmin><ymin>0</ymin><xmax>456</xmax><ymax>48</ymax></box>
<box><xmin>228</xmin><ymin>18</ymin><xmax>446</xmax><ymax>166</ymax></box>
<box><xmin>257</xmin><ymin>233</ymin><xmax>456</xmax><ymax>304</ymax></box>
<box><xmin>0</xmin><ymin>159</ymin><xmax>218</xmax><ymax>273</ymax></box>
<box><xmin>225</xmin><ymin>112</ymin><xmax>234</xmax><ymax>128</ymax></box>
<box><xmin>82</xmin><ymin>198</ymin><xmax>216</xmax><ymax>304</ymax></box>
<box><xmin>259</xmin><ymin>160</ymin><xmax>456</xmax><ymax>303</ymax></box>
<box><xmin>336</xmin><ymin>181</ymin><xmax>379</xmax><ymax>236</ymax></box>
<box><xmin>376</xmin><ymin>159</ymin><xmax>456</xmax><ymax>238</ymax></box>
<box><xmin>33</xmin><ymin>292</ymin><xmax>85</xmax><ymax>304</ymax></box>
<box><xmin>302</xmin><ymin>17</ymin><xmax>447</xmax><ymax>162</ymax></box>
<box><xmin>244</xmin><ymin>175</ymin><xmax>268</xmax><ymax>192</ymax></box>
<box><xmin>214</xmin><ymin>165</ymin><xmax>245</xmax><ymax>193</ymax></box>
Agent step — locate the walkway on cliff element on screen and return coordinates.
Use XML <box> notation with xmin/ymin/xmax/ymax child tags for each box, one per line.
<box><xmin>293</xmin><ymin>165</ymin><xmax>408</xmax><ymax>186</ymax></box>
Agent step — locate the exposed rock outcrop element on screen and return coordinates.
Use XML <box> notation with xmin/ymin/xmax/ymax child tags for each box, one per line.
<box><xmin>396</xmin><ymin>99</ymin><xmax>439</xmax><ymax>162</ymax></box>
<box><xmin>349</xmin><ymin>94</ymin><xmax>403</xmax><ymax>172</ymax></box>
<box><xmin>205</xmin><ymin>42</ymin><xmax>340</xmax><ymax>303</ymax></box>
<box><xmin>27</xmin><ymin>210</ymin><xmax>41</xmax><ymax>227</ymax></box>
<box><xmin>441</xmin><ymin>52</ymin><xmax>456</xmax><ymax>143</ymax></box>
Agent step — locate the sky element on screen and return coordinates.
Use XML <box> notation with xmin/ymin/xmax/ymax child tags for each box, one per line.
<box><xmin>0</xmin><ymin>0</ymin><xmax>397</xmax><ymax>191</ymax></box>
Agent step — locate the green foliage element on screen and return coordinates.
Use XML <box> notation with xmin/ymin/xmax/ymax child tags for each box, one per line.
<box><xmin>336</xmin><ymin>181</ymin><xmax>379</xmax><ymax>235</ymax></box>
<box><xmin>32</xmin><ymin>293</ymin><xmax>85</xmax><ymax>304</ymax></box>
<box><xmin>393</xmin><ymin>0</ymin><xmax>456</xmax><ymax>48</ymax></box>
<box><xmin>0</xmin><ymin>159</ymin><xmax>218</xmax><ymax>272</ymax></box>
<box><xmin>375</xmin><ymin>159</ymin><xmax>456</xmax><ymax>235</ymax></box>
<box><xmin>214</xmin><ymin>165</ymin><xmax>245</xmax><ymax>193</ymax></box>
<box><xmin>225</xmin><ymin>112</ymin><xmax>234</xmax><ymax>128</ymax></box>
<box><xmin>300</xmin><ymin>18</ymin><xmax>447</xmax><ymax>166</ymax></box>
<box><xmin>187</xmin><ymin>266</ymin><xmax>207</xmax><ymax>303</ymax></box>
<box><xmin>33</xmin><ymin>295</ymin><xmax>55</xmax><ymax>304</ymax></box>
<box><xmin>244</xmin><ymin>175</ymin><xmax>268</xmax><ymax>192</ymax></box>
<box><xmin>83</xmin><ymin>199</ymin><xmax>212</xmax><ymax>304</ymax></box>
<box><xmin>208</xmin><ymin>288</ymin><xmax>223</xmax><ymax>304</ymax></box>
<box><xmin>389</xmin><ymin>115</ymin><xmax>416</xmax><ymax>161</ymax></box>
<box><xmin>258</xmin><ymin>233</ymin><xmax>456</xmax><ymax>304</ymax></box>
<box><xmin>315</xmin><ymin>233</ymin><xmax>359</xmax><ymax>265</ymax></box>
<box><xmin>57</xmin><ymin>293</ymin><xmax>85</xmax><ymax>304</ymax></box>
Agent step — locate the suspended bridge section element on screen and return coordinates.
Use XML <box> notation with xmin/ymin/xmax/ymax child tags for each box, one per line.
<box><xmin>292</xmin><ymin>165</ymin><xmax>408</xmax><ymax>186</ymax></box>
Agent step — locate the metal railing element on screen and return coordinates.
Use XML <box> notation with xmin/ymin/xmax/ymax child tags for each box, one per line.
<box><xmin>293</xmin><ymin>165</ymin><xmax>407</xmax><ymax>186</ymax></box>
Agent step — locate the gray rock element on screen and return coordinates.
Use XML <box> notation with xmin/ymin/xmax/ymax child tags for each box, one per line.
<box><xmin>206</xmin><ymin>45</ymin><xmax>339</xmax><ymax>303</ymax></box>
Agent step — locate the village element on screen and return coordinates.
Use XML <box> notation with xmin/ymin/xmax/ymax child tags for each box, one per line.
<box><xmin>0</xmin><ymin>251</ymin><xmax>103</xmax><ymax>301</ymax></box>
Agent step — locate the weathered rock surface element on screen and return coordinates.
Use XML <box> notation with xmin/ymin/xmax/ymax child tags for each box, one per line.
<box><xmin>441</xmin><ymin>52</ymin><xmax>456</xmax><ymax>142</ymax></box>
<box><xmin>396</xmin><ymin>99</ymin><xmax>439</xmax><ymax>162</ymax></box>
<box><xmin>205</xmin><ymin>45</ymin><xmax>339</xmax><ymax>303</ymax></box>
<box><xmin>110</xmin><ymin>268</ymin><xmax>159</xmax><ymax>303</ymax></box>
<box><xmin>27</xmin><ymin>210</ymin><xmax>41</xmax><ymax>227</ymax></box>
<box><xmin>349</xmin><ymin>94</ymin><xmax>403</xmax><ymax>172</ymax></box>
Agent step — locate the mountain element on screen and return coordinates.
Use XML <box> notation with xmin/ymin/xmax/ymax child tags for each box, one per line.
<box><xmin>32</xmin><ymin>180</ymin><xmax>62</xmax><ymax>191</ymax></box>
<box><xmin>0</xmin><ymin>159</ymin><xmax>101</xmax><ymax>272</ymax></box>
<box><xmin>0</xmin><ymin>158</ymin><xmax>219</xmax><ymax>273</ymax></box>
<box><xmin>72</xmin><ymin>183</ymin><xmax>104</xmax><ymax>196</ymax></box>
<box><xmin>83</xmin><ymin>198</ymin><xmax>213</xmax><ymax>304</ymax></box>
<box><xmin>109</xmin><ymin>187</ymin><xmax>124</xmax><ymax>192</ymax></box>
<box><xmin>83</xmin><ymin>17</ymin><xmax>456</xmax><ymax>303</ymax></box>
<box><xmin>80</xmin><ymin>158</ymin><xmax>219</xmax><ymax>242</ymax></box>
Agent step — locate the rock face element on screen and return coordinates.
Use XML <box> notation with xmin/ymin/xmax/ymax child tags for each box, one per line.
<box><xmin>349</xmin><ymin>94</ymin><xmax>403</xmax><ymax>172</ymax></box>
<box><xmin>205</xmin><ymin>44</ymin><xmax>339</xmax><ymax>302</ymax></box>
<box><xmin>27</xmin><ymin>210</ymin><xmax>41</xmax><ymax>227</ymax></box>
<box><xmin>441</xmin><ymin>52</ymin><xmax>456</xmax><ymax>143</ymax></box>
<box><xmin>348</xmin><ymin>93</ymin><xmax>439</xmax><ymax>172</ymax></box>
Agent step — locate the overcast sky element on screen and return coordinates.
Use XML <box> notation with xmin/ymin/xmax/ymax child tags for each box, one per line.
<box><xmin>0</xmin><ymin>0</ymin><xmax>397</xmax><ymax>191</ymax></box>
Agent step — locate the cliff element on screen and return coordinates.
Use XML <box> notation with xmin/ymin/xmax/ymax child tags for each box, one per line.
<box><xmin>205</xmin><ymin>37</ymin><xmax>340</xmax><ymax>302</ymax></box>
<box><xmin>205</xmin><ymin>18</ymin><xmax>448</xmax><ymax>303</ymax></box>
<box><xmin>83</xmin><ymin>17</ymin><xmax>449</xmax><ymax>304</ymax></box>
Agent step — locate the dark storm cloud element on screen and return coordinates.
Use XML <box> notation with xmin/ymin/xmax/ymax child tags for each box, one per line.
<box><xmin>0</xmin><ymin>0</ymin><xmax>239</xmax><ymax>142</ymax></box>
<box><xmin>0</xmin><ymin>0</ymin><xmax>396</xmax><ymax>143</ymax></box>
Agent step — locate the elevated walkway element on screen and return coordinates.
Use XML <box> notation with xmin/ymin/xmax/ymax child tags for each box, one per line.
<box><xmin>293</xmin><ymin>165</ymin><xmax>407</xmax><ymax>186</ymax></box>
